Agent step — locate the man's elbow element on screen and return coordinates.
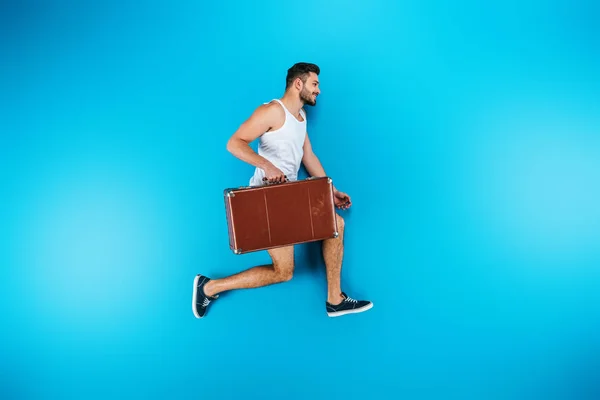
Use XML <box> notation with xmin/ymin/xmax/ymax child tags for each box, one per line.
<box><xmin>226</xmin><ymin>137</ymin><xmax>237</xmax><ymax>154</ymax></box>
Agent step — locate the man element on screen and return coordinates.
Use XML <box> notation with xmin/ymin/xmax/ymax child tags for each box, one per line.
<box><xmin>192</xmin><ymin>62</ymin><xmax>373</xmax><ymax>318</ymax></box>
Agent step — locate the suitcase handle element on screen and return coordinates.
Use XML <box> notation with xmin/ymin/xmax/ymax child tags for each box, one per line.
<box><xmin>262</xmin><ymin>176</ymin><xmax>289</xmax><ymax>185</ymax></box>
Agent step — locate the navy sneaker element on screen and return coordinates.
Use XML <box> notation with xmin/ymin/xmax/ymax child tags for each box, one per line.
<box><xmin>192</xmin><ymin>274</ymin><xmax>218</xmax><ymax>318</ymax></box>
<box><xmin>326</xmin><ymin>292</ymin><xmax>373</xmax><ymax>317</ymax></box>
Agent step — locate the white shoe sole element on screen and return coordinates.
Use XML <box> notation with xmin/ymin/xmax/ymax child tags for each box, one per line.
<box><xmin>327</xmin><ymin>302</ymin><xmax>373</xmax><ymax>317</ymax></box>
<box><xmin>192</xmin><ymin>275</ymin><xmax>202</xmax><ymax>318</ymax></box>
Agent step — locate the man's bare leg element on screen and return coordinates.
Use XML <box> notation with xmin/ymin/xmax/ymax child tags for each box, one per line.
<box><xmin>323</xmin><ymin>214</ymin><xmax>345</xmax><ymax>304</ymax></box>
<box><xmin>322</xmin><ymin>213</ymin><xmax>373</xmax><ymax>317</ymax></box>
<box><xmin>203</xmin><ymin>245</ymin><xmax>295</xmax><ymax>297</ymax></box>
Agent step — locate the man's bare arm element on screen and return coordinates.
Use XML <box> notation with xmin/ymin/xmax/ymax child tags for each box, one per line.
<box><xmin>226</xmin><ymin>103</ymin><xmax>279</xmax><ymax>170</ymax></box>
<box><xmin>301</xmin><ymin>133</ymin><xmax>328</xmax><ymax>177</ymax></box>
<box><xmin>302</xmin><ymin>133</ymin><xmax>351</xmax><ymax>209</ymax></box>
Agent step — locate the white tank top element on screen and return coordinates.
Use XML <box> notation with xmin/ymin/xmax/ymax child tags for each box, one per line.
<box><xmin>249</xmin><ymin>99</ymin><xmax>307</xmax><ymax>186</ymax></box>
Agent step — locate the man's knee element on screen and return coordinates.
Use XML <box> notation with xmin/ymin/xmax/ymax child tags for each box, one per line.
<box><xmin>268</xmin><ymin>245</ymin><xmax>294</xmax><ymax>282</ymax></box>
<box><xmin>281</xmin><ymin>269</ymin><xmax>294</xmax><ymax>282</ymax></box>
<box><xmin>275</xmin><ymin>267</ymin><xmax>294</xmax><ymax>282</ymax></box>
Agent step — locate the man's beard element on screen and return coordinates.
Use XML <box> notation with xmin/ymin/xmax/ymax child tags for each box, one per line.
<box><xmin>300</xmin><ymin>88</ymin><xmax>317</xmax><ymax>106</ymax></box>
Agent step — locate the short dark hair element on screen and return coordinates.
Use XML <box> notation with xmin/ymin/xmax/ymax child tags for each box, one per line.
<box><xmin>285</xmin><ymin>62</ymin><xmax>320</xmax><ymax>89</ymax></box>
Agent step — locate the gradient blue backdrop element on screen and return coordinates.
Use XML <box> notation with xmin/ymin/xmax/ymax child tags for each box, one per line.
<box><xmin>2</xmin><ymin>1</ymin><xmax>600</xmax><ymax>399</ymax></box>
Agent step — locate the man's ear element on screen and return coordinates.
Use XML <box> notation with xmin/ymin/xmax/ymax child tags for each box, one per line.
<box><xmin>295</xmin><ymin>77</ymin><xmax>303</xmax><ymax>90</ymax></box>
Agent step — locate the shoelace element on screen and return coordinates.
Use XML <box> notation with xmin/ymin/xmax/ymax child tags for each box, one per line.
<box><xmin>345</xmin><ymin>296</ymin><xmax>358</xmax><ymax>303</ymax></box>
<box><xmin>202</xmin><ymin>298</ymin><xmax>211</xmax><ymax>307</ymax></box>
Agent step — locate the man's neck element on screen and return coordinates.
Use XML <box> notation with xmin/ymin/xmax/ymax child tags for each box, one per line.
<box><xmin>280</xmin><ymin>93</ymin><xmax>304</xmax><ymax>117</ymax></box>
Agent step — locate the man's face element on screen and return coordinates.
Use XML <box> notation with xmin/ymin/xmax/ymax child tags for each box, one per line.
<box><xmin>299</xmin><ymin>72</ymin><xmax>320</xmax><ymax>106</ymax></box>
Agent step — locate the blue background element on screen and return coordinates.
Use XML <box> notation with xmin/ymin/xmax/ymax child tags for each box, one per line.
<box><xmin>2</xmin><ymin>1</ymin><xmax>600</xmax><ymax>399</ymax></box>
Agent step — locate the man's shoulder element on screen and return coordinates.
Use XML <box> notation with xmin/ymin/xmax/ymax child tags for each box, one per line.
<box><xmin>251</xmin><ymin>100</ymin><xmax>285</xmax><ymax>121</ymax></box>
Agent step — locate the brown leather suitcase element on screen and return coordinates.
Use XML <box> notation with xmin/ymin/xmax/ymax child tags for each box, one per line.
<box><xmin>223</xmin><ymin>176</ymin><xmax>339</xmax><ymax>254</ymax></box>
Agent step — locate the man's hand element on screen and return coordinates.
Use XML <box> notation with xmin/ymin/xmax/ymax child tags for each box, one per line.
<box><xmin>333</xmin><ymin>189</ymin><xmax>352</xmax><ymax>210</ymax></box>
<box><xmin>262</xmin><ymin>164</ymin><xmax>287</xmax><ymax>184</ymax></box>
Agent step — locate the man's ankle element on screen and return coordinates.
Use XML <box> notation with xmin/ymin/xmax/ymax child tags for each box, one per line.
<box><xmin>327</xmin><ymin>293</ymin><xmax>343</xmax><ymax>305</ymax></box>
<box><xmin>204</xmin><ymin>280</ymin><xmax>217</xmax><ymax>297</ymax></box>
